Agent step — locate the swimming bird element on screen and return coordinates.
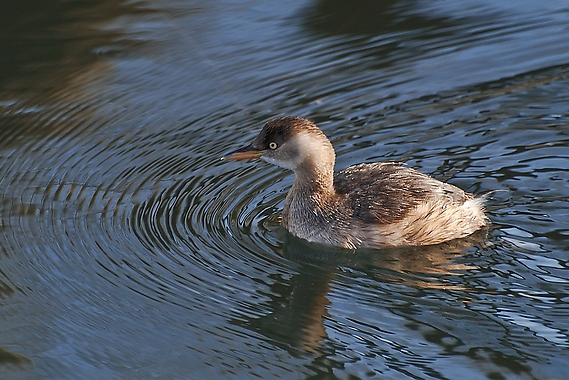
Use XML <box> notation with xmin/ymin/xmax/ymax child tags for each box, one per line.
<box><xmin>224</xmin><ymin>116</ymin><xmax>487</xmax><ymax>249</ymax></box>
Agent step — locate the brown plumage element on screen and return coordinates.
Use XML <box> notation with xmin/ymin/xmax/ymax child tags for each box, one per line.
<box><xmin>225</xmin><ymin>116</ymin><xmax>487</xmax><ymax>249</ymax></box>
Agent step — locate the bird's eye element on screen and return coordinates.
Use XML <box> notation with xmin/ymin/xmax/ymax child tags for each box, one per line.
<box><xmin>269</xmin><ymin>142</ymin><xmax>278</xmax><ymax>150</ymax></box>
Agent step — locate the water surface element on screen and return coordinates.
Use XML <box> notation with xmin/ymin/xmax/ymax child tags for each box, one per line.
<box><xmin>1</xmin><ymin>0</ymin><xmax>569</xmax><ymax>378</ymax></box>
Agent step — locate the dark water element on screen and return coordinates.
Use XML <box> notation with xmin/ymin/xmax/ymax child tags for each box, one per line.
<box><xmin>1</xmin><ymin>0</ymin><xmax>569</xmax><ymax>378</ymax></box>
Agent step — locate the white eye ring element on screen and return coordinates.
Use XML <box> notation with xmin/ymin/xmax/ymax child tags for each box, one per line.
<box><xmin>269</xmin><ymin>142</ymin><xmax>278</xmax><ymax>150</ymax></box>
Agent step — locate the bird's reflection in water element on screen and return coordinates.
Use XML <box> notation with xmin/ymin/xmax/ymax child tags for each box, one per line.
<box><xmin>282</xmin><ymin>228</ymin><xmax>488</xmax><ymax>288</ymax></box>
<box><xmin>0</xmin><ymin>347</ymin><xmax>33</xmax><ymax>369</ymax></box>
<box><xmin>232</xmin><ymin>228</ymin><xmax>487</xmax><ymax>355</ymax></box>
<box><xmin>238</xmin><ymin>267</ymin><xmax>331</xmax><ymax>355</ymax></box>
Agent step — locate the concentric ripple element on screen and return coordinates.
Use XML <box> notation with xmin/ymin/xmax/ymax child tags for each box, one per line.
<box><xmin>1</xmin><ymin>0</ymin><xmax>569</xmax><ymax>378</ymax></box>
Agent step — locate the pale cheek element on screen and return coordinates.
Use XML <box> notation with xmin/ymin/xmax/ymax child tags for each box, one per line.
<box><xmin>261</xmin><ymin>155</ymin><xmax>296</xmax><ymax>170</ymax></box>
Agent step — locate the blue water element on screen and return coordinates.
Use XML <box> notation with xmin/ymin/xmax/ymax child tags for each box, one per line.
<box><xmin>0</xmin><ymin>0</ymin><xmax>568</xmax><ymax>378</ymax></box>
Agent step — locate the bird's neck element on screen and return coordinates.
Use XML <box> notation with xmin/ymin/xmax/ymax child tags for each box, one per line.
<box><xmin>282</xmin><ymin>134</ymin><xmax>337</xmax><ymax>232</ymax></box>
<box><xmin>292</xmin><ymin>158</ymin><xmax>335</xmax><ymax>195</ymax></box>
<box><xmin>288</xmin><ymin>132</ymin><xmax>336</xmax><ymax>194</ymax></box>
<box><xmin>282</xmin><ymin>156</ymin><xmax>337</xmax><ymax>235</ymax></box>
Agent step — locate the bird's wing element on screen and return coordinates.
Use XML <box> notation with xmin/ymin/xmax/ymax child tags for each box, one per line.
<box><xmin>334</xmin><ymin>162</ymin><xmax>468</xmax><ymax>225</ymax></box>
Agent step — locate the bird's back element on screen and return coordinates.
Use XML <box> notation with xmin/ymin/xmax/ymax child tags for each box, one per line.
<box><xmin>331</xmin><ymin>162</ymin><xmax>487</xmax><ymax>248</ymax></box>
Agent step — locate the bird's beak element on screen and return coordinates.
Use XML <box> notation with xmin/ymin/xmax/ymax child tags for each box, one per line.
<box><xmin>223</xmin><ymin>144</ymin><xmax>265</xmax><ymax>160</ymax></box>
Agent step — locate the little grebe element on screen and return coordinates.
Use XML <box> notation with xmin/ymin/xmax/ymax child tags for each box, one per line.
<box><xmin>225</xmin><ymin>116</ymin><xmax>487</xmax><ymax>249</ymax></box>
